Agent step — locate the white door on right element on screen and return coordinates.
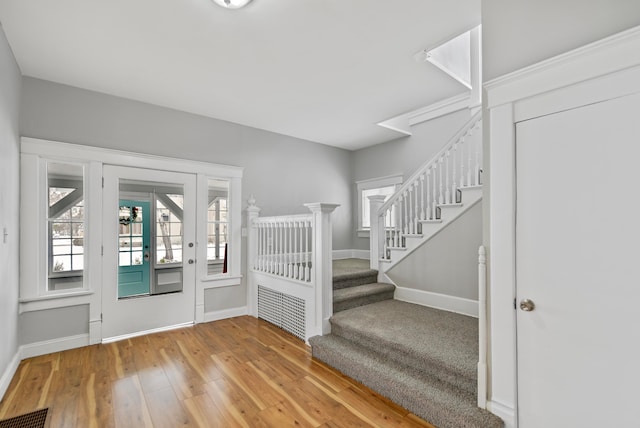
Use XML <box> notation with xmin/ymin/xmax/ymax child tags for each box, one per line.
<box><xmin>516</xmin><ymin>92</ymin><xmax>640</xmax><ymax>427</ymax></box>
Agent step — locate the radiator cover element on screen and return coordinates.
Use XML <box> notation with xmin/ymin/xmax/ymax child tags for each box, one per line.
<box><xmin>257</xmin><ymin>285</ymin><xmax>306</xmax><ymax>340</ymax></box>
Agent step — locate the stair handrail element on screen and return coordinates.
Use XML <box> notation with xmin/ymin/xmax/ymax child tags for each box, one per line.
<box><xmin>378</xmin><ymin>110</ymin><xmax>482</xmax><ymax>216</ymax></box>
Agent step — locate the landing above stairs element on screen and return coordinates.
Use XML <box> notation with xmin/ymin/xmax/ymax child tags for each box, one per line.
<box><xmin>310</xmin><ymin>300</ymin><xmax>503</xmax><ymax>428</ymax></box>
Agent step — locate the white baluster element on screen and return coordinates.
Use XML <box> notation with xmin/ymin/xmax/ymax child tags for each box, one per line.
<box><xmin>467</xmin><ymin>132</ymin><xmax>472</xmax><ymax>187</ymax></box>
<box><xmin>294</xmin><ymin>221</ymin><xmax>299</xmax><ymax>279</ymax></box>
<box><xmin>445</xmin><ymin>150</ymin><xmax>451</xmax><ymax>204</ymax></box>
<box><xmin>413</xmin><ymin>182</ymin><xmax>419</xmax><ymax>233</ymax></box>
<box><xmin>403</xmin><ymin>192</ymin><xmax>409</xmax><ymax>235</ymax></box>
<box><xmin>397</xmin><ymin>195</ymin><xmax>403</xmax><ymax>246</ymax></box>
<box><xmin>475</xmin><ymin>134</ymin><xmax>481</xmax><ymax>186</ymax></box>
<box><xmin>438</xmin><ymin>157</ymin><xmax>444</xmax><ymax>205</ymax></box>
<box><xmin>305</xmin><ymin>220</ymin><xmax>311</xmax><ymax>281</ymax></box>
<box><xmin>420</xmin><ymin>174</ymin><xmax>425</xmax><ymax>220</ymax></box>
<box><xmin>452</xmin><ymin>143</ymin><xmax>458</xmax><ymax>203</ymax></box>
<box><xmin>432</xmin><ymin>166</ymin><xmax>437</xmax><ymax>220</ymax></box>
<box><xmin>460</xmin><ymin>137</ymin><xmax>466</xmax><ymax>187</ymax></box>
<box><xmin>382</xmin><ymin>210</ymin><xmax>388</xmax><ymax>260</ymax></box>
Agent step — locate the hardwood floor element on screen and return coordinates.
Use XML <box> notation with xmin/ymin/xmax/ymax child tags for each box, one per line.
<box><xmin>0</xmin><ymin>317</ymin><xmax>435</xmax><ymax>427</ymax></box>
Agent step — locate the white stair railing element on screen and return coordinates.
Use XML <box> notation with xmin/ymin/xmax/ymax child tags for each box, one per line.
<box><xmin>246</xmin><ymin>197</ymin><xmax>339</xmax><ymax>341</ymax></box>
<box><xmin>371</xmin><ymin>111</ymin><xmax>482</xmax><ymax>264</ymax></box>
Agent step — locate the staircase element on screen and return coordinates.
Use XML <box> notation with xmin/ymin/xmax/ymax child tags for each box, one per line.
<box><xmin>370</xmin><ymin>111</ymin><xmax>483</xmax><ymax>275</ymax></box>
<box><xmin>332</xmin><ymin>258</ymin><xmax>394</xmax><ymax>312</ymax></box>
<box><xmin>310</xmin><ymin>298</ymin><xmax>502</xmax><ymax>428</ymax></box>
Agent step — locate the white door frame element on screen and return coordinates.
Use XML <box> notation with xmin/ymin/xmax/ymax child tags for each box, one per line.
<box><xmin>485</xmin><ymin>26</ymin><xmax>640</xmax><ymax>428</ymax></box>
<box><xmin>102</xmin><ymin>165</ymin><xmax>197</xmax><ymax>341</ymax></box>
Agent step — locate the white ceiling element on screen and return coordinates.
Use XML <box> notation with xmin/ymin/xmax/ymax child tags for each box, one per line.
<box><xmin>0</xmin><ymin>0</ymin><xmax>480</xmax><ymax>150</ymax></box>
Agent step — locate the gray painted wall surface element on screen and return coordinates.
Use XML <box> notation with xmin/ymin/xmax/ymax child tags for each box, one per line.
<box><xmin>351</xmin><ymin>109</ymin><xmax>473</xmax><ymax>250</ymax></box>
<box><xmin>387</xmin><ymin>202</ymin><xmax>482</xmax><ymax>300</ymax></box>
<box><xmin>18</xmin><ymin>305</ymin><xmax>89</xmax><ymax>345</ymax></box>
<box><xmin>0</xmin><ymin>24</ymin><xmax>21</xmax><ymax>393</ymax></box>
<box><xmin>482</xmin><ymin>0</ymin><xmax>640</xmax><ymax>81</ymax></box>
<box><xmin>20</xmin><ymin>77</ymin><xmax>354</xmax><ymax>330</ymax></box>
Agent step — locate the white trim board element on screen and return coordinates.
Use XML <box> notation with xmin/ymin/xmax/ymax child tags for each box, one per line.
<box><xmin>20</xmin><ymin>334</ymin><xmax>90</xmax><ymax>360</ymax></box>
<box><xmin>203</xmin><ymin>306</ymin><xmax>248</xmax><ymax>323</ymax></box>
<box><xmin>332</xmin><ymin>249</ymin><xmax>370</xmax><ymax>260</ymax></box>
<box><xmin>102</xmin><ymin>322</ymin><xmax>194</xmax><ymax>344</ymax></box>
<box><xmin>0</xmin><ymin>351</ymin><xmax>21</xmax><ymax>402</ymax></box>
<box><xmin>487</xmin><ymin>400</ymin><xmax>516</xmax><ymax>428</ymax></box>
<box><xmin>394</xmin><ymin>287</ymin><xmax>478</xmax><ymax>318</ymax></box>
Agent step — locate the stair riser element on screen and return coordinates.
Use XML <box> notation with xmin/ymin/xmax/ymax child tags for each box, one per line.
<box><xmin>333</xmin><ymin>290</ymin><xmax>394</xmax><ymax>313</ymax></box>
<box><xmin>333</xmin><ymin>273</ymin><xmax>378</xmax><ymax>290</ymax></box>
<box><xmin>330</xmin><ymin>322</ymin><xmax>476</xmax><ymax>395</ymax></box>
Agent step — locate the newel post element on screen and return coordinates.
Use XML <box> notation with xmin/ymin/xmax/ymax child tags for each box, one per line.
<box><xmin>246</xmin><ymin>196</ymin><xmax>261</xmax><ymax>317</ymax></box>
<box><xmin>368</xmin><ymin>195</ymin><xmax>386</xmax><ymax>271</ymax></box>
<box><xmin>304</xmin><ymin>203</ymin><xmax>340</xmax><ymax>336</ymax></box>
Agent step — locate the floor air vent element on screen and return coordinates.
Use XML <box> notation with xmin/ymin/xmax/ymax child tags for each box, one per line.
<box><xmin>258</xmin><ymin>285</ymin><xmax>306</xmax><ymax>340</ymax></box>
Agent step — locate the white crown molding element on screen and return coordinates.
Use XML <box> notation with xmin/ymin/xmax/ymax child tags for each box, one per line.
<box><xmin>485</xmin><ymin>25</ymin><xmax>640</xmax><ymax>109</ymax></box>
<box><xmin>377</xmin><ymin>93</ymin><xmax>472</xmax><ymax>136</ymax></box>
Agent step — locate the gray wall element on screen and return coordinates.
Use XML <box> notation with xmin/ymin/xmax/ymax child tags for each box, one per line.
<box><xmin>482</xmin><ymin>0</ymin><xmax>640</xmax><ymax>81</ymax></box>
<box><xmin>0</xmin><ymin>24</ymin><xmax>21</xmax><ymax>395</ymax></box>
<box><xmin>351</xmin><ymin>109</ymin><xmax>472</xmax><ymax>250</ymax></box>
<box><xmin>19</xmin><ymin>77</ymin><xmax>354</xmax><ymax>334</ymax></box>
<box><xmin>387</xmin><ymin>202</ymin><xmax>482</xmax><ymax>300</ymax></box>
<box><xmin>18</xmin><ymin>306</ymin><xmax>89</xmax><ymax>345</ymax></box>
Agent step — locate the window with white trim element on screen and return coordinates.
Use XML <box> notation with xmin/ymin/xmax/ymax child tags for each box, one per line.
<box><xmin>206</xmin><ymin>179</ymin><xmax>230</xmax><ymax>275</ymax></box>
<box><xmin>356</xmin><ymin>174</ymin><xmax>402</xmax><ymax>237</ymax></box>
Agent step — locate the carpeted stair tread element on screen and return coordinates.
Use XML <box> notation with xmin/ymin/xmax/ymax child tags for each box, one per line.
<box><xmin>309</xmin><ymin>334</ymin><xmax>503</xmax><ymax>428</ymax></box>
<box><xmin>330</xmin><ymin>299</ymin><xmax>478</xmax><ymax>395</ymax></box>
<box><xmin>333</xmin><ymin>282</ymin><xmax>396</xmax><ymax>313</ymax></box>
<box><xmin>332</xmin><ymin>258</ymin><xmax>378</xmax><ymax>290</ymax></box>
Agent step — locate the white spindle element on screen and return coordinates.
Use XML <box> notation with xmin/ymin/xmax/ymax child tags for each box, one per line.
<box><xmin>420</xmin><ymin>174</ymin><xmax>425</xmax><ymax>220</ymax></box>
<box><xmin>475</xmin><ymin>136</ymin><xmax>481</xmax><ymax>186</ymax></box>
<box><xmin>438</xmin><ymin>157</ymin><xmax>444</xmax><ymax>205</ymax></box>
<box><xmin>413</xmin><ymin>182</ymin><xmax>419</xmax><ymax>233</ymax></box>
<box><xmin>452</xmin><ymin>143</ymin><xmax>458</xmax><ymax>203</ymax></box>
<box><xmin>432</xmin><ymin>166</ymin><xmax>437</xmax><ymax>220</ymax></box>
<box><xmin>445</xmin><ymin>151</ymin><xmax>451</xmax><ymax>204</ymax></box>
<box><xmin>467</xmin><ymin>132</ymin><xmax>472</xmax><ymax>187</ymax></box>
<box><xmin>305</xmin><ymin>220</ymin><xmax>311</xmax><ymax>281</ymax></box>
<box><xmin>460</xmin><ymin>137</ymin><xmax>466</xmax><ymax>187</ymax></box>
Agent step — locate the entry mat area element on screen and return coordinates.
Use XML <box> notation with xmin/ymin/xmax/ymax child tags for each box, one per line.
<box><xmin>0</xmin><ymin>408</ymin><xmax>48</xmax><ymax>428</ymax></box>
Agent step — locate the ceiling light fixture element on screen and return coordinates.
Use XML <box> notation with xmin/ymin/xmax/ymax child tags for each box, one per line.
<box><xmin>212</xmin><ymin>0</ymin><xmax>253</xmax><ymax>9</ymax></box>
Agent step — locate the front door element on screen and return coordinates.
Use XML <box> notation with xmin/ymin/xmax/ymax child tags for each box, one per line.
<box><xmin>515</xmin><ymin>92</ymin><xmax>640</xmax><ymax>426</ymax></box>
<box><xmin>118</xmin><ymin>199</ymin><xmax>151</xmax><ymax>297</ymax></box>
<box><xmin>102</xmin><ymin>165</ymin><xmax>197</xmax><ymax>340</ymax></box>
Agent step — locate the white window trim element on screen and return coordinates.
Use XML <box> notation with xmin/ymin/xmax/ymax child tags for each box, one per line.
<box><xmin>20</xmin><ymin>138</ymin><xmax>244</xmax><ymax>327</ymax></box>
<box><xmin>356</xmin><ymin>174</ymin><xmax>403</xmax><ymax>238</ymax></box>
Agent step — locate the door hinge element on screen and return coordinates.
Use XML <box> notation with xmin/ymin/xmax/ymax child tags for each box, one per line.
<box><xmin>101</xmin><ymin>245</ymin><xmax>104</xmax><ymax>256</ymax></box>
<box><xmin>100</xmin><ymin>313</ymin><xmax>103</xmax><ymax>322</ymax></box>
<box><xmin>102</xmin><ymin>177</ymin><xmax>104</xmax><ymax>188</ymax></box>
<box><xmin>514</xmin><ymin>298</ymin><xmax>517</xmax><ymax>310</ymax></box>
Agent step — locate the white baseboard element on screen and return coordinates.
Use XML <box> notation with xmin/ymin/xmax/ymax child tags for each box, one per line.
<box><xmin>487</xmin><ymin>399</ymin><xmax>516</xmax><ymax>428</ymax></box>
<box><xmin>394</xmin><ymin>287</ymin><xmax>479</xmax><ymax>318</ymax></box>
<box><xmin>333</xmin><ymin>249</ymin><xmax>370</xmax><ymax>260</ymax></box>
<box><xmin>0</xmin><ymin>350</ymin><xmax>20</xmax><ymax>402</ymax></box>
<box><xmin>203</xmin><ymin>306</ymin><xmax>248</xmax><ymax>323</ymax></box>
<box><xmin>102</xmin><ymin>322</ymin><xmax>194</xmax><ymax>344</ymax></box>
<box><xmin>20</xmin><ymin>333</ymin><xmax>90</xmax><ymax>359</ymax></box>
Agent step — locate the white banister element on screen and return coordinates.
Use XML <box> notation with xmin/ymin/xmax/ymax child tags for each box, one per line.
<box><xmin>478</xmin><ymin>245</ymin><xmax>487</xmax><ymax>409</ymax></box>
<box><xmin>374</xmin><ymin>111</ymin><xmax>482</xmax><ymax>259</ymax></box>
<box><xmin>247</xmin><ymin>199</ymin><xmax>339</xmax><ymax>341</ymax></box>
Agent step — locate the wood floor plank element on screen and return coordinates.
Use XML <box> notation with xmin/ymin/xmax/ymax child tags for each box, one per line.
<box><xmin>0</xmin><ymin>316</ymin><xmax>438</xmax><ymax>427</ymax></box>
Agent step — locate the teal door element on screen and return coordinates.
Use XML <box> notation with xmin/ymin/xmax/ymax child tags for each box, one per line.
<box><xmin>118</xmin><ymin>200</ymin><xmax>151</xmax><ymax>297</ymax></box>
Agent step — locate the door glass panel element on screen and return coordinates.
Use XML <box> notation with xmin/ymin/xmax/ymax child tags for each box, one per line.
<box><xmin>118</xmin><ymin>179</ymin><xmax>185</xmax><ymax>298</ymax></box>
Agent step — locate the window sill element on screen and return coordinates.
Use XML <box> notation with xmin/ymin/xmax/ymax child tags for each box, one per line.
<box><xmin>19</xmin><ymin>290</ymin><xmax>94</xmax><ymax>313</ymax></box>
<box><xmin>357</xmin><ymin>229</ymin><xmax>370</xmax><ymax>238</ymax></box>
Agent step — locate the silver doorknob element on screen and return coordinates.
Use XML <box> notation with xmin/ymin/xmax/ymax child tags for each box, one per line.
<box><xmin>188</xmin><ymin>259</ymin><xmax>194</xmax><ymax>264</ymax></box>
<box><xmin>519</xmin><ymin>299</ymin><xmax>535</xmax><ymax>312</ymax></box>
